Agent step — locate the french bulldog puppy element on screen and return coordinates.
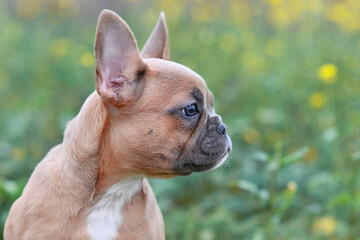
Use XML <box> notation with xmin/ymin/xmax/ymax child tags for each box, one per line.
<box><xmin>4</xmin><ymin>10</ymin><xmax>231</xmax><ymax>240</ymax></box>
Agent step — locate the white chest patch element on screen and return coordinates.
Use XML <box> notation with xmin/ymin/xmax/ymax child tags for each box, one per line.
<box><xmin>87</xmin><ymin>178</ymin><xmax>143</xmax><ymax>240</ymax></box>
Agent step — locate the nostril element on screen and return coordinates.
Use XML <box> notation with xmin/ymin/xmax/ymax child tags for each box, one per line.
<box><xmin>216</xmin><ymin>123</ymin><xmax>226</xmax><ymax>135</ymax></box>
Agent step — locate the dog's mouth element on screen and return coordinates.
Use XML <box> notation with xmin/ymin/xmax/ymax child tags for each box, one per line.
<box><xmin>174</xmin><ymin>134</ymin><xmax>232</xmax><ymax>176</ymax></box>
<box><xmin>175</xmin><ymin>150</ymin><xmax>229</xmax><ymax>176</ymax></box>
<box><xmin>182</xmin><ymin>161</ymin><xmax>217</xmax><ymax>173</ymax></box>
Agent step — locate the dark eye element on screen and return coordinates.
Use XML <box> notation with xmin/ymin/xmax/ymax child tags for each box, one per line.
<box><xmin>182</xmin><ymin>103</ymin><xmax>199</xmax><ymax>117</ymax></box>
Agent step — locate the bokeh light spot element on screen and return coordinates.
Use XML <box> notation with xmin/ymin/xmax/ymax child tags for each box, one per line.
<box><xmin>313</xmin><ymin>215</ymin><xmax>337</xmax><ymax>235</ymax></box>
<box><xmin>81</xmin><ymin>53</ymin><xmax>95</xmax><ymax>67</ymax></box>
<box><xmin>309</xmin><ymin>92</ymin><xmax>326</xmax><ymax>109</ymax></box>
<box><xmin>317</xmin><ymin>63</ymin><xmax>337</xmax><ymax>84</ymax></box>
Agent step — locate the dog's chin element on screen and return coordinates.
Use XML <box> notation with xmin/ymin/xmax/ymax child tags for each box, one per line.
<box><xmin>175</xmin><ymin>153</ymin><xmax>229</xmax><ymax>176</ymax></box>
<box><xmin>209</xmin><ymin>153</ymin><xmax>228</xmax><ymax>170</ymax></box>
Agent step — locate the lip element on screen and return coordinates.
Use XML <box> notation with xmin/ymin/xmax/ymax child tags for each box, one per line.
<box><xmin>179</xmin><ymin>149</ymin><xmax>229</xmax><ymax>174</ymax></box>
<box><xmin>184</xmin><ymin>161</ymin><xmax>217</xmax><ymax>172</ymax></box>
<box><xmin>210</xmin><ymin>153</ymin><xmax>228</xmax><ymax>170</ymax></box>
<box><xmin>176</xmin><ymin>134</ymin><xmax>232</xmax><ymax>175</ymax></box>
<box><xmin>225</xmin><ymin>134</ymin><xmax>232</xmax><ymax>153</ymax></box>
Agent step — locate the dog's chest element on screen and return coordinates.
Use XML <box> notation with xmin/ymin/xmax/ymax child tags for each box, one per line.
<box><xmin>86</xmin><ymin>178</ymin><xmax>143</xmax><ymax>240</ymax></box>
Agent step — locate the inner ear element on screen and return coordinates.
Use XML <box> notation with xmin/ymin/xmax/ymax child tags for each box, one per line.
<box><xmin>95</xmin><ymin>10</ymin><xmax>147</xmax><ymax>106</ymax></box>
<box><xmin>141</xmin><ymin>12</ymin><xmax>169</xmax><ymax>60</ymax></box>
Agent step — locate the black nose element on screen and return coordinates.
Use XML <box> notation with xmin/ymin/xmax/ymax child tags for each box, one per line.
<box><xmin>216</xmin><ymin>123</ymin><xmax>226</xmax><ymax>135</ymax></box>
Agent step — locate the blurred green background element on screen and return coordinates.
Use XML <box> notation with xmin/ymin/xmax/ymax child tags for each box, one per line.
<box><xmin>1</xmin><ymin>0</ymin><xmax>360</xmax><ymax>239</ymax></box>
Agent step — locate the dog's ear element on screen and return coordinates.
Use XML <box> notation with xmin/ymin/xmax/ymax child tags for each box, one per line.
<box><xmin>141</xmin><ymin>12</ymin><xmax>169</xmax><ymax>60</ymax></box>
<box><xmin>95</xmin><ymin>10</ymin><xmax>147</xmax><ymax>107</ymax></box>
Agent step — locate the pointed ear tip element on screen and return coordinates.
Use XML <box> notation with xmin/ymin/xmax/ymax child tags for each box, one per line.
<box><xmin>159</xmin><ymin>12</ymin><xmax>166</xmax><ymax>21</ymax></box>
<box><xmin>157</xmin><ymin>12</ymin><xmax>168</xmax><ymax>33</ymax></box>
<box><xmin>100</xmin><ymin>9</ymin><xmax>116</xmax><ymax>17</ymax></box>
<box><xmin>98</xmin><ymin>9</ymin><xmax>122</xmax><ymax>24</ymax></box>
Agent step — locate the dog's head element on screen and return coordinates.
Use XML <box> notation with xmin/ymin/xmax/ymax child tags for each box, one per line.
<box><xmin>95</xmin><ymin>10</ymin><xmax>231</xmax><ymax>177</ymax></box>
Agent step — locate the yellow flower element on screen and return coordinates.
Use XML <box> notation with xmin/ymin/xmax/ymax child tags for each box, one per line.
<box><xmin>313</xmin><ymin>215</ymin><xmax>337</xmax><ymax>235</ymax></box>
<box><xmin>264</xmin><ymin>0</ymin><xmax>305</xmax><ymax>27</ymax></box>
<box><xmin>11</xmin><ymin>147</ymin><xmax>25</xmax><ymax>162</ymax></box>
<box><xmin>155</xmin><ymin>0</ymin><xmax>184</xmax><ymax>21</ymax></box>
<box><xmin>191</xmin><ymin>3</ymin><xmax>219</xmax><ymax>23</ymax></box>
<box><xmin>229</xmin><ymin>0</ymin><xmax>250</xmax><ymax>25</ymax></box>
<box><xmin>287</xmin><ymin>181</ymin><xmax>297</xmax><ymax>193</ymax></box>
<box><xmin>326</xmin><ymin>2</ymin><xmax>360</xmax><ymax>32</ymax></box>
<box><xmin>58</xmin><ymin>0</ymin><xmax>72</xmax><ymax>9</ymax></box>
<box><xmin>266</xmin><ymin>131</ymin><xmax>283</xmax><ymax>142</ymax></box>
<box><xmin>49</xmin><ymin>38</ymin><xmax>69</xmax><ymax>58</ymax></box>
<box><xmin>241</xmin><ymin>50</ymin><xmax>266</xmax><ymax>74</ymax></box>
<box><xmin>309</xmin><ymin>93</ymin><xmax>326</xmax><ymax>109</ymax></box>
<box><xmin>318</xmin><ymin>64</ymin><xmax>337</xmax><ymax>84</ymax></box>
<box><xmin>304</xmin><ymin>147</ymin><xmax>318</xmax><ymax>162</ymax></box>
<box><xmin>17</xmin><ymin>0</ymin><xmax>42</xmax><ymax>19</ymax></box>
<box><xmin>243</xmin><ymin>128</ymin><xmax>260</xmax><ymax>144</ymax></box>
<box><xmin>81</xmin><ymin>53</ymin><xmax>95</xmax><ymax>67</ymax></box>
<box><xmin>263</xmin><ymin>0</ymin><xmax>284</xmax><ymax>6</ymax></box>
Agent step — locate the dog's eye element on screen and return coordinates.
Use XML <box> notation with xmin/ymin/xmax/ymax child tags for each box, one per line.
<box><xmin>182</xmin><ymin>103</ymin><xmax>199</xmax><ymax>117</ymax></box>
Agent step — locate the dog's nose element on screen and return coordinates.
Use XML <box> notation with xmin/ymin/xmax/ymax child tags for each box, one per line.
<box><xmin>216</xmin><ymin>123</ymin><xmax>226</xmax><ymax>135</ymax></box>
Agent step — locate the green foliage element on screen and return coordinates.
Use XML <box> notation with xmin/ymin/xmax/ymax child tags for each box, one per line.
<box><xmin>1</xmin><ymin>0</ymin><xmax>360</xmax><ymax>239</ymax></box>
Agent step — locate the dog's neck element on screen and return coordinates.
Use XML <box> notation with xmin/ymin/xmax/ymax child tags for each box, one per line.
<box><xmin>62</xmin><ymin>93</ymin><xmax>145</xmax><ymax>239</ymax></box>
<box><xmin>63</xmin><ymin>91</ymin><xmax>107</xmax><ymax>163</ymax></box>
<box><xmin>62</xmin><ymin>91</ymin><xmax>141</xmax><ymax>201</ymax></box>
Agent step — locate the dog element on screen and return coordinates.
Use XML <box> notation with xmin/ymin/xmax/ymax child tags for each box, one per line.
<box><xmin>4</xmin><ymin>10</ymin><xmax>231</xmax><ymax>240</ymax></box>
